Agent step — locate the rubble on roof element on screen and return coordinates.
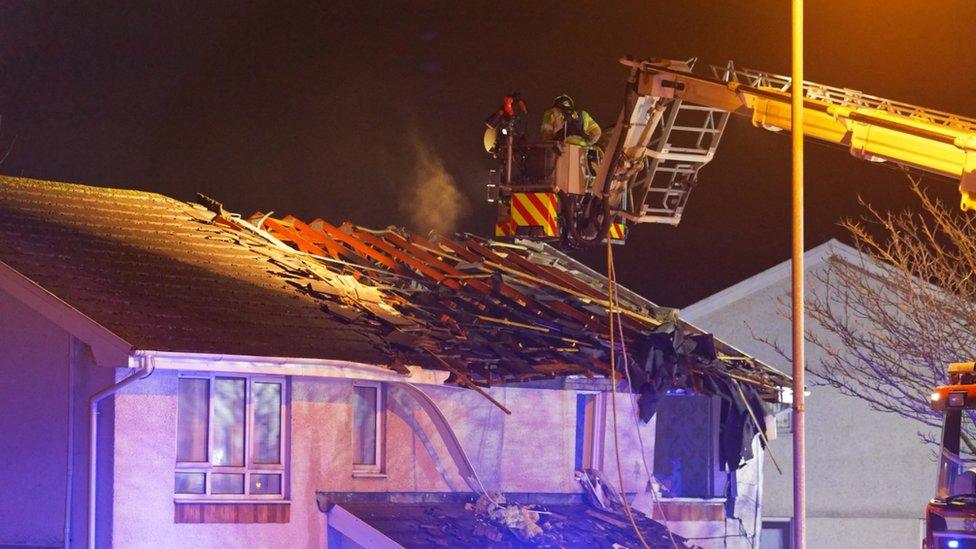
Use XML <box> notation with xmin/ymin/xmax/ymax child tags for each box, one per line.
<box><xmin>0</xmin><ymin>176</ymin><xmax>788</xmax><ymax>412</ymax></box>
<box><xmin>318</xmin><ymin>492</ymin><xmax>689</xmax><ymax>548</ymax></box>
<box><xmin>191</xmin><ymin>194</ymin><xmax>790</xmax><ymax>407</ymax></box>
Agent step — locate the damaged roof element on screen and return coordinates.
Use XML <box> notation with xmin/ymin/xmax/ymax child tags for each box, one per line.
<box><xmin>0</xmin><ymin>176</ymin><xmax>788</xmax><ymax>400</ymax></box>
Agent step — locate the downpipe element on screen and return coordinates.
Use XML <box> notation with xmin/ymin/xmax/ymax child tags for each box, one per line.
<box><xmin>87</xmin><ymin>356</ymin><xmax>154</xmax><ymax>549</ymax></box>
<box><xmin>64</xmin><ymin>338</ymin><xmax>78</xmax><ymax>548</ymax></box>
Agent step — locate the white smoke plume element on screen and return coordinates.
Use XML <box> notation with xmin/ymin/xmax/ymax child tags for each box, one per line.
<box><xmin>401</xmin><ymin>134</ymin><xmax>468</xmax><ymax>235</ymax></box>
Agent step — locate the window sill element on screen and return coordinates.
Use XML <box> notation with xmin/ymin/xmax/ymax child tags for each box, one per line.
<box><xmin>174</xmin><ymin>501</ymin><xmax>290</xmax><ymax>523</ymax></box>
<box><xmin>656</xmin><ymin>497</ymin><xmax>726</xmax><ymax>503</ymax></box>
<box><xmin>649</xmin><ymin>498</ymin><xmax>726</xmax><ymax>522</ymax></box>
<box><xmin>352</xmin><ymin>471</ymin><xmax>388</xmax><ymax>479</ymax></box>
<box><xmin>174</xmin><ymin>498</ymin><xmax>291</xmax><ymax>504</ymax></box>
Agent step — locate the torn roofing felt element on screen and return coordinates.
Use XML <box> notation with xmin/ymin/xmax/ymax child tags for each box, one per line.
<box><xmin>0</xmin><ymin>176</ymin><xmax>789</xmax><ymax>409</ymax></box>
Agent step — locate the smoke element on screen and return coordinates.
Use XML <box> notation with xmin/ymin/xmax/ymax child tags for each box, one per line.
<box><xmin>400</xmin><ymin>134</ymin><xmax>468</xmax><ymax>235</ymax></box>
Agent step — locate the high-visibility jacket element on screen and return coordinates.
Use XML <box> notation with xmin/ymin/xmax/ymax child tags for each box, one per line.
<box><xmin>540</xmin><ymin>107</ymin><xmax>601</xmax><ymax>146</ymax></box>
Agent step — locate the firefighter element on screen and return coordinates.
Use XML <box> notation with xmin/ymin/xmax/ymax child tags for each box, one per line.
<box><xmin>540</xmin><ymin>94</ymin><xmax>601</xmax><ymax>146</ymax></box>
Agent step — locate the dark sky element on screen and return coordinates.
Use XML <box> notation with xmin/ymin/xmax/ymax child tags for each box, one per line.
<box><xmin>2</xmin><ymin>1</ymin><xmax>974</xmax><ymax>307</ymax></box>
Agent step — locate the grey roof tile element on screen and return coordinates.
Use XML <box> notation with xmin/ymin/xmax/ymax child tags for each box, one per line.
<box><xmin>0</xmin><ymin>176</ymin><xmax>389</xmax><ymax>364</ymax></box>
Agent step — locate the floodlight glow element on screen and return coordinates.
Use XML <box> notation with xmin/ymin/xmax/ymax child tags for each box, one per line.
<box><xmin>932</xmin><ymin>392</ymin><xmax>942</xmax><ymax>402</ymax></box>
<box><xmin>947</xmin><ymin>539</ymin><xmax>959</xmax><ymax>549</ymax></box>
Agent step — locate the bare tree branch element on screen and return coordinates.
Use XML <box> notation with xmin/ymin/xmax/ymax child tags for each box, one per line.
<box><xmin>763</xmin><ymin>177</ymin><xmax>976</xmax><ymax>448</ymax></box>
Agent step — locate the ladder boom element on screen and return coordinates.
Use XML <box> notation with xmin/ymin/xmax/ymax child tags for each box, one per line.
<box><xmin>596</xmin><ymin>57</ymin><xmax>976</xmax><ymax>227</ymax></box>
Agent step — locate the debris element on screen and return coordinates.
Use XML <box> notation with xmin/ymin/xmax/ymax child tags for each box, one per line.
<box><xmin>194</xmin><ymin>202</ymin><xmax>791</xmax><ymax>405</ymax></box>
<box><xmin>586</xmin><ymin>508</ymin><xmax>630</xmax><ymax>529</ymax></box>
<box><xmin>469</xmin><ymin>494</ymin><xmax>543</xmax><ymax>541</ymax></box>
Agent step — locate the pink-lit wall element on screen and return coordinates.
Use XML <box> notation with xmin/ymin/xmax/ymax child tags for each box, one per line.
<box><xmin>109</xmin><ymin>371</ymin><xmax>659</xmax><ymax>548</ymax></box>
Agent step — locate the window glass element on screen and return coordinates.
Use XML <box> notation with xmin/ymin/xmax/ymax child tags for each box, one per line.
<box><xmin>174</xmin><ymin>472</ymin><xmax>206</xmax><ymax>494</ymax></box>
<box><xmin>210</xmin><ymin>473</ymin><xmax>245</xmax><ymax>495</ymax></box>
<box><xmin>653</xmin><ymin>394</ymin><xmax>720</xmax><ymax>498</ymax></box>
<box><xmin>212</xmin><ymin>377</ymin><xmax>246</xmax><ymax>466</ymax></box>
<box><xmin>352</xmin><ymin>385</ymin><xmax>378</xmax><ymax>466</ymax></box>
<box><xmin>575</xmin><ymin>393</ymin><xmax>597</xmax><ymax>470</ymax></box>
<box><xmin>252</xmin><ymin>382</ymin><xmax>282</xmax><ymax>464</ymax></box>
<box><xmin>176</xmin><ymin>378</ymin><xmax>209</xmax><ymax>462</ymax></box>
<box><xmin>760</xmin><ymin>520</ymin><xmax>792</xmax><ymax>549</ymax></box>
<box><xmin>937</xmin><ymin>409</ymin><xmax>976</xmax><ymax>500</ymax></box>
<box><xmin>249</xmin><ymin>473</ymin><xmax>282</xmax><ymax>495</ymax></box>
<box><xmin>174</xmin><ymin>375</ymin><xmax>285</xmax><ymax>499</ymax></box>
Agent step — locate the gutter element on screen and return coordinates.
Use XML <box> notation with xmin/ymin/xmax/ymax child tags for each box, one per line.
<box><xmin>132</xmin><ymin>350</ymin><xmax>449</xmax><ymax>386</ymax></box>
<box><xmin>87</xmin><ymin>357</ymin><xmax>154</xmax><ymax>549</ymax></box>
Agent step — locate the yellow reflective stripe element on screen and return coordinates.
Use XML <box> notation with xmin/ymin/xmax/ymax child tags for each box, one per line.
<box><xmin>510</xmin><ymin>193</ymin><xmax>559</xmax><ymax>236</ymax></box>
<box><xmin>519</xmin><ymin>194</ymin><xmax>548</xmax><ymax>226</ymax></box>
<box><xmin>495</xmin><ymin>222</ymin><xmax>513</xmax><ymax>237</ymax></box>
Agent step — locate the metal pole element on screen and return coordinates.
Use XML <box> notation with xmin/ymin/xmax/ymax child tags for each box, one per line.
<box><xmin>791</xmin><ymin>0</ymin><xmax>806</xmax><ymax>547</ymax></box>
<box><xmin>505</xmin><ymin>131</ymin><xmax>514</xmax><ymax>184</ymax></box>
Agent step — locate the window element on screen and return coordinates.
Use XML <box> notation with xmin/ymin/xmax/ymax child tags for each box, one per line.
<box><xmin>775</xmin><ymin>409</ymin><xmax>793</xmax><ymax>436</ymax></box>
<box><xmin>175</xmin><ymin>374</ymin><xmax>286</xmax><ymax>499</ymax></box>
<box><xmin>352</xmin><ymin>382</ymin><xmax>384</xmax><ymax>474</ymax></box>
<box><xmin>574</xmin><ymin>392</ymin><xmax>604</xmax><ymax>470</ymax></box>
<box><xmin>760</xmin><ymin>518</ymin><xmax>792</xmax><ymax>549</ymax></box>
<box><xmin>653</xmin><ymin>393</ymin><xmax>722</xmax><ymax>498</ymax></box>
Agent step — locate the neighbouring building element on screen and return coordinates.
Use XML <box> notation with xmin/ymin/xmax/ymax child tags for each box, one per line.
<box><xmin>0</xmin><ymin>177</ymin><xmax>789</xmax><ymax>548</ymax></box>
<box><xmin>682</xmin><ymin>239</ymin><xmax>935</xmax><ymax>548</ymax></box>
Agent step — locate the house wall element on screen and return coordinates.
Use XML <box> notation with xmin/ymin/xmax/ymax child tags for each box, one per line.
<box><xmin>0</xmin><ymin>287</ymin><xmax>71</xmax><ymax>547</ymax></box>
<box><xmin>0</xmin><ymin>287</ymin><xmax>117</xmax><ymax>548</ymax></box>
<box><xmin>110</xmin><ymin>370</ymin><xmax>662</xmax><ymax>549</ymax></box>
<box><xmin>683</xmin><ymin>260</ymin><xmax>932</xmax><ymax>549</ymax></box>
<box><xmin>656</xmin><ymin>437</ymin><xmax>764</xmax><ymax>549</ymax></box>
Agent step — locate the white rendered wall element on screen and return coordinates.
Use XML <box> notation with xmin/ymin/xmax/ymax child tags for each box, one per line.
<box><xmin>683</xmin><ymin>260</ymin><xmax>933</xmax><ymax>549</ymax></box>
<box><xmin>110</xmin><ymin>372</ymin><xmax>663</xmax><ymax>548</ymax></box>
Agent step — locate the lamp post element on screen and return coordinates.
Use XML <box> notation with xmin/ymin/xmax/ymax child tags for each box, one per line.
<box><xmin>791</xmin><ymin>0</ymin><xmax>806</xmax><ymax>547</ymax></box>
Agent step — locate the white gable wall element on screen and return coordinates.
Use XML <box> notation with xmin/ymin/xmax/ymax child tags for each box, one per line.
<box><xmin>682</xmin><ymin>242</ymin><xmax>932</xmax><ymax>548</ymax></box>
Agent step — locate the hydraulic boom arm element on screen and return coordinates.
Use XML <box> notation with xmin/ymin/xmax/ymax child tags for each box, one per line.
<box><xmin>596</xmin><ymin>57</ymin><xmax>976</xmax><ymax>227</ymax></box>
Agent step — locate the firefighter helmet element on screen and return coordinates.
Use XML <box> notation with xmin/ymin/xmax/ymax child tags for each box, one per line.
<box><xmin>553</xmin><ymin>94</ymin><xmax>574</xmax><ymax>110</ymax></box>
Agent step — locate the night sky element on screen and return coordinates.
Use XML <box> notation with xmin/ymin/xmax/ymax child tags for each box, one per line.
<box><xmin>2</xmin><ymin>1</ymin><xmax>974</xmax><ymax>307</ymax></box>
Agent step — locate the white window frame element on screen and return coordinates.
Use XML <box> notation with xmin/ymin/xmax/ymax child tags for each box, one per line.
<box><xmin>574</xmin><ymin>391</ymin><xmax>606</xmax><ymax>471</ymax></box>
<box><xmin>776</xmin><ymin>408</ymin><xmax>794</xmax><ymax>436</ymax></box>
<box><xmin>174</xmin><ymin>373</ymin><xmax>289</xmax><ymax>501</ymax></box>
<box><xmin>760</xmin><ymin>517</ymin><xmax>793</xmax><ymax>549</ymax></box>
<box><xmin>351</xmin><ymin>381</ymin><xmax>385</xmax><ymax>476</ymax></box>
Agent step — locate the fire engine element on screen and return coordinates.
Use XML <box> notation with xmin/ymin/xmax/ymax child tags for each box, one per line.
<box><xmin>929</xmin><ymin>363</ymin><xmax>976</xmax><ymax>548</ymax></box>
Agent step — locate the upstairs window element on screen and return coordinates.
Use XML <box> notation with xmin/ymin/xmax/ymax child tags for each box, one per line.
<box><xmin>352</xmin><ymin>382</ymin><xmax>384</xmax><ymax>474</ymax></box>
<box><xmin>575</xmin><ymin>392</ymin><xmax>605</xmax><ymax>471</ymax></box>
<box><xmin>653</xmin><ymin>393</ymin><xmax>722</xmax><ymax>499</ymax></box>
<box><xmin>175</xmin><ymin>374</ymin><xmax>286</xmax><ymax>499</ymax></box>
